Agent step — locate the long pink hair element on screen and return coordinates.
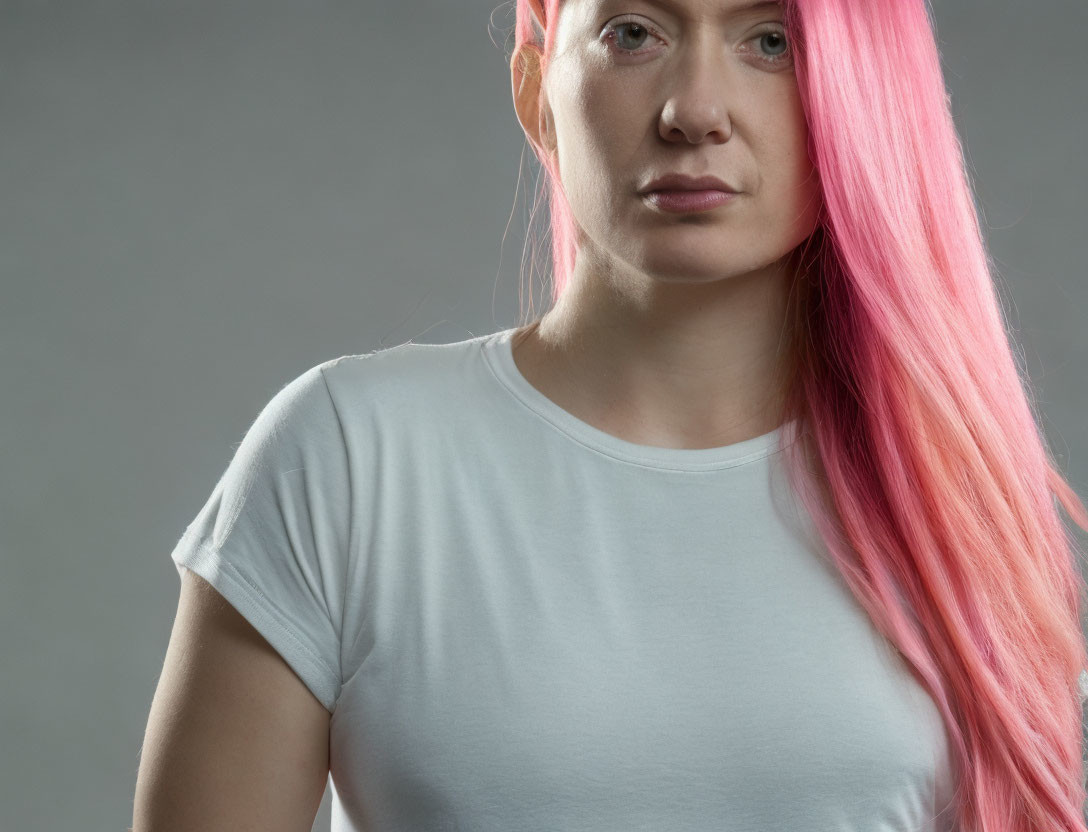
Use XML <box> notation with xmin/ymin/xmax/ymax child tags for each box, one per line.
<box><xmin>508</xmin><ymin>0</ymin><xmax>1088</xmax><ymax>828</ymax></box>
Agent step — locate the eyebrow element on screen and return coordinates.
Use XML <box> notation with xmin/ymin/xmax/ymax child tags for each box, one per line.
<box><xmin>632</xmin><ymin>0</ymin><xmax>783</xmax><ymax>18</ymax></box>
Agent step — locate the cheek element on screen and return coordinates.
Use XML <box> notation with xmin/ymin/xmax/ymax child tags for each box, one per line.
<box><xmin>748</xmin><ymin>118</ymin><xmax>821</xmax><ymax>241</ymax></box>
<box><xmin>755</xmin><ymin>83</ymin><xmax>813</xmax><ymax>175</ymax></box>
<box><xmin>760</xmin><ymin>107</ymin><xmax>817</xmax><ymax>199</ymax></box>
<box><xmin>557</xmin><ymin>82</ymin><xmax>637</xmax><ymax>191</ymax></box>
<box><xmin>568</xmin><ymin>80</ymin><xmax>634</xmax><ymax>158</ymax></box>
<box><xmin>783</xmin><ymin>99</ymin><xmax>819</xmax><ymax>193</ymax></box>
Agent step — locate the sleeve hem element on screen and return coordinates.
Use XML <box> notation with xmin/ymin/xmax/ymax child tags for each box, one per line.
<box><xmin>172</xmin><ymin>538</ymin><xmax>342</xmax><ymax>714</ymax></box>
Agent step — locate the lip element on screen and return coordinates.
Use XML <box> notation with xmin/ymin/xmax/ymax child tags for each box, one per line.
<box><xmin>642</xmin><ymin>189</ymin><xmax>740</xmax><ymax>213</ymax></box>
<box><xmin>639</xmin><ymin>172</ymin><xmax>740</xmax><ymax>194</ymax></box>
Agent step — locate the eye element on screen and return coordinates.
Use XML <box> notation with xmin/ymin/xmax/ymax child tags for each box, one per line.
<box><xmin>601</xmin><ymin>17</ymin><xmax>664</xmax><ymax>55</ymax></box>
<box><xmin>750</xmin><ymin>29</ymin><xmax>792</xmax><ymax>66</ymax></box>
<box><xmin>601</xmin><ymin>17</ymin><xmax>793</xmax><ymax>68</ymax></box>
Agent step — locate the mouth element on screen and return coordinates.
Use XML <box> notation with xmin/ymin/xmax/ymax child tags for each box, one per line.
<box><xmin>639</xmin><ymin>173</ymin><xmax>741</xmax><ymax>194</ymax></box>
<box><xmin>641</xmin><ymin>189</ymin><xmax>741</xmax><ymax>214</ymax></box>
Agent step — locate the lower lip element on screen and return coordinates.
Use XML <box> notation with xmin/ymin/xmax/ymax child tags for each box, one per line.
<box><xmin>642</xmin><ymin>189</ymin><xmax>740</xmax><ymax>213</ymax></box>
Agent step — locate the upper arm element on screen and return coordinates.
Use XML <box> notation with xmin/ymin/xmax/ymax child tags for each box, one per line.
<box><xmin>132</xmin><ymin>569</ymin><xmax>332</xmax><ymax>832</ymax></box>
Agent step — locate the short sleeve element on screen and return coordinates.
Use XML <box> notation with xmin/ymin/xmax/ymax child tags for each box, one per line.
<box><xmin>169</xmin><ymin>362</ymin><xmax>351</xmax><ymax>714</ymax></box>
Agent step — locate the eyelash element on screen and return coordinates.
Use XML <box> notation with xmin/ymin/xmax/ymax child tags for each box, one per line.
<box><xmin>602</xmin><ymin>17</ymin><xmax>792</xmax><ymax>67</ymax></box>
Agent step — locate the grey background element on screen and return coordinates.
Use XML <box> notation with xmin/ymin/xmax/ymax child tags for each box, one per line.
<box><xmin>1</xmin><ymin>2</ymin><xmax>1084</xmax><ymax>830</ymax></box>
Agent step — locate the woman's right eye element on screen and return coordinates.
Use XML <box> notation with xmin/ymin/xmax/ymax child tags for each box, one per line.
<box><xmin>602</xmin><ymin>17</ymin><xmax>664</xmax><ymax>55</ymax></box>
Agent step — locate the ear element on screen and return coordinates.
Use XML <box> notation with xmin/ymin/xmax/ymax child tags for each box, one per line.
<box><xmin>510</xmin><ymin>44</ymin><xmax>556</xmax><ymax>160</ymax></box>
<box><xmin>523</xmin><ymin>0</ymin><xmax>548</xmax><ymax>41</ymax></box>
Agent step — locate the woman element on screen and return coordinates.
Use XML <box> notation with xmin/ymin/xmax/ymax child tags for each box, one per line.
<box><xmin>132</xmin><ymin>1</ymin><xmax>1088</xmax><ymax>830</ymax></box>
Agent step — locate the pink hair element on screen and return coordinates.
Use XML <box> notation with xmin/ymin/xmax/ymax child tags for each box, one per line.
<box><xmin>510</xmin><ymin>0</ymin><xmax>1088</xmax><ymax>828</ymax></box>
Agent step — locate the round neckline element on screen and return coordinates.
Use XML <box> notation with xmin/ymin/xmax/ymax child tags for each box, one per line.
<box><xmin>480</xmin><ymin>326</ymin><xmax>800</xmax><ymax>472</ymax></box>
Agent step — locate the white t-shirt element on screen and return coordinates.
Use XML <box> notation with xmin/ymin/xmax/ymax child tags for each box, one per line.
<box><xmin>171</xmin><ymin>326</ymin><xmax>967</xmax><ymax>831</ymax></box>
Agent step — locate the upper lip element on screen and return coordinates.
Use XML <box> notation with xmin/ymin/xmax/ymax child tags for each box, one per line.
<box><xmin>640</xmin><ymin>173</ymin><xmax>740</xmax><ymax>194</ymax></box>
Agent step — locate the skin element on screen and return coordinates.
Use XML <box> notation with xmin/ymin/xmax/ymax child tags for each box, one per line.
<box><xmin>509</xmin><ymin>0</ymin><xmax>822</xmax><ymax>449</ymax></box>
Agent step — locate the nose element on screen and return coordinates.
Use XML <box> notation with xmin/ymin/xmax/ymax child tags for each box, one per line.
<box><xmin>657</xmin><ymin>35</ymin><xmax>733</xmax><ymax>144</ymax></box>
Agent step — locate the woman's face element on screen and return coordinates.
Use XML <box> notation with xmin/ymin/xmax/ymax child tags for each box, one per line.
<box><xmin>538</xmin><ymin>0</ymin><xmax>822</xmax><ymax>285</ymax></box>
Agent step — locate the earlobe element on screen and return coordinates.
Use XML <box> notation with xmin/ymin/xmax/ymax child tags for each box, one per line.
<box><xmin>540</xmin><ymin>103</ymin><xmax>556</xmax><ymax>157</ymax></box>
